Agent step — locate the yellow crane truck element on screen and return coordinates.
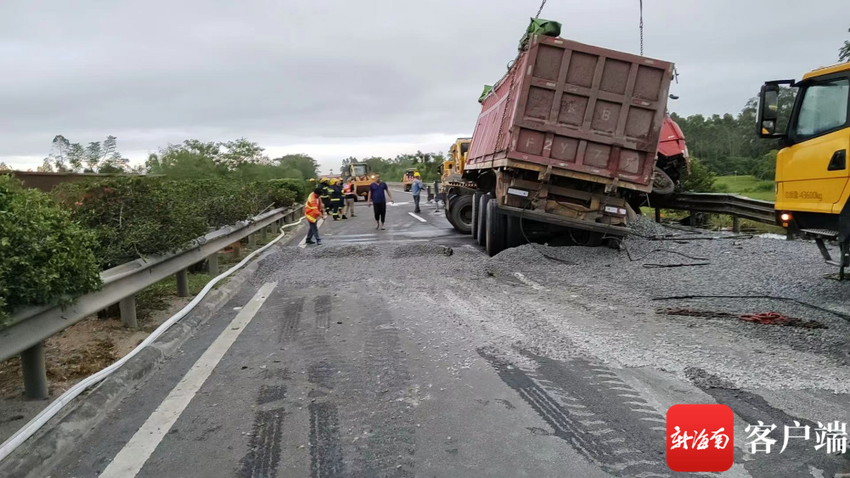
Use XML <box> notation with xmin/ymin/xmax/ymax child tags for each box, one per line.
<box><xmin>758</xmin><ymin>62</ymin><xmax>850</xmax><ymax>277</ymax></box>
<box><xmin>441</xmin><ymin>138</ymin><xmax>476</xmax><ymax>233</ymax></box>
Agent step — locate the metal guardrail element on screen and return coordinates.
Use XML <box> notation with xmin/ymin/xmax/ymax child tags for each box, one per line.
<box><xmin>0</xmin><ymin>205</ymin><xmax>302</xmax><ymax>398</ymax></box>
<box><xmin>650</xmin><ymin>192</ymin><xmax>776</xmax><ymax>227</ymax></box>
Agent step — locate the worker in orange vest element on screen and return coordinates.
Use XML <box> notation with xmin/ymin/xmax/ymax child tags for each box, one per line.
<box><xmin>304</xmin><ymin>185</ymin><xmax>326</xmax><ymax>245</ymax></box>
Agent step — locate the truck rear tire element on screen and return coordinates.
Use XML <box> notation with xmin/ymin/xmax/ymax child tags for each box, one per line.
<box><xmin>486</xmin><ymin>199</ymin><xmax>507</xmax><ymax>257</ymax></box>
<box><xmin>471</xmin><ymin>191</ymin><xmax>483</xmax><ymax>240</ymax></box>
<box><xmin>447</xmin><ymin>194</ymin><xmax>473</xmax><ymax>234</ymax></box>
<box><xmin>506</xmin><ymin>215</ymin><xmax>526</xmax><ymax>247</ymax></box>
<box><xmin>477</xmin><ymin>193</ymin><xmax>490</xmax><ymax>247</ymax></box>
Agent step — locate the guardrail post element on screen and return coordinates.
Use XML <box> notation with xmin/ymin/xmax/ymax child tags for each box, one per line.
<box><xmin>208</xmin><ymin>252</ymin><xmax>219</xmax><ymax>276</ymax></box>
<box><xmin>176</xmin><ymin>269</ymin><xmax>190</xmax><ymax>297</ymax></box>
<box><xmin>248</xmin><ymin>232</ymin><xmax>257</xmax><ymax>248</ymax></box>
<box><xmin>119</xmin><ymin>295</ymin><xmax>138</xmax><ymax>328</ymax></box>
<box><xmin>654</xmin><ymin>208</ymin><xmax>661</xmax><ymax>223</ymax></box>
<box><xmin>732</xmin><ymin>215</ymin><xmax>741</xmax><ymax>233</ymax></box>
<box><xmin>21</xmin><ymin>342</ymin><xmax>48</xmax><ymax>399</ymax></box>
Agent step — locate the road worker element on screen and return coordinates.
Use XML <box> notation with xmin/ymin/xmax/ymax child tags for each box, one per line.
<box><xmin>343</xmin><ymin>177</ymin><xmax>357</xmax><ymax>218</ymax></box>
<box><xmin>411</xmin><ymin>171</ymin><xmax>424</xmax><ymax>213</ymax></box>
<box><xmin>303</xmin><ymin>185</ymin><xmax>325</xmax><ymax>245</ymax></box>
<box><xmin>319</xmin><ymin>177</ymin><xmax>331</xmax><ymax>213</ymax></box>
<box><xmin>329</xmin><ymin>178</ymin><xmax>344</xmax><ymax>220</ymax></box>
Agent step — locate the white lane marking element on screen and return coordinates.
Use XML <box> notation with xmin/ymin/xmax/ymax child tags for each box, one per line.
<box><xmin>387</xmin><ymin>201</ymin><xmax>411</xmax><ymax>207</ymax></box>
<box><xmin>513</xmin><ymin>272</ymin><xmax>547</xmax><ymax>291</ymax></box>
<box><xmin>99</xmin><ymin>282</ymin><xmax>278</xmax><ymax>478</ymax></box>
<box><xmin>298</xmin><ymin>218</ymin><xmax>324</xmax><ymax>248</ymax></box>
<box><xmin>408</xmin><ymin>212</ymin><xmax>427</xmax><ymax>223</ymax></box>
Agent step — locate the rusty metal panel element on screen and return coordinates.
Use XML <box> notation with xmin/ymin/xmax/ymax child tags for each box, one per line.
<box><xmin>467</xmin><ymin>35</ymin><xmax>674</xmax><ymax>190</ymax></box>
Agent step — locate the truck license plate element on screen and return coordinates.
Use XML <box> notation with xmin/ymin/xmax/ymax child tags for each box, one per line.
<box><xmin>507</xmin><ymin>188</ymin><xmax>529</xmax><ymax>197</ymax></box>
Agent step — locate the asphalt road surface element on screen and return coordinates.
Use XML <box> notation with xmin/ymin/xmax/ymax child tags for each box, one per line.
<box><xmin>32</xmin><ymin>192</ymin><xmax>850</xmax><ymax>477</ymax></box>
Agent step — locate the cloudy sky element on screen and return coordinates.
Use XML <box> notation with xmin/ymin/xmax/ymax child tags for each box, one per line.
<box><xmin>1</xmin><ymin>0</ymin><xmax>846</xmax><ymax>173</ymax></box>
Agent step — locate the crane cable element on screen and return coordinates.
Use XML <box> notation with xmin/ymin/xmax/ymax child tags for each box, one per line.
<box><xmin>536</xmin><ymin>0</ymin><xmax>547</xmax><ymax>18</ymax></box>
<box><xmin>639</xmin><ymin>0</ymin><xmax>644</xmax><ymax>56</ymax></box>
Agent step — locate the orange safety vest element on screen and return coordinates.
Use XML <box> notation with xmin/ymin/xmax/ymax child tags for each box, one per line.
<box><xmin>343</xmin><ymin>183</ymin><xmax>353</xmax><ymax>195</ymax></box>
<box><xmin>304</xmin><ymin>192</ymin><xmax>321</xmax><ymax>223</ymax></box>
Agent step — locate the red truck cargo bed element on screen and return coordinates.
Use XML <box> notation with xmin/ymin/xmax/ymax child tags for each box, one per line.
<box><xmin>467</xmin><ymin>35</ymin><xmax>674</xmax><ymax>192</ymax></box>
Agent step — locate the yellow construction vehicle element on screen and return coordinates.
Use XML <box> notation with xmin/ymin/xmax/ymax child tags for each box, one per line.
<box><xmin>402</xmin><ymin>168</ymin><xmax>418</xmax><ymax>192</ymax></box>
<box><xmin>758</xmin><ymin>62</ymin><xmax>850</xmax><ymax>277</ymax></box>
<box><xmin>343</xmin><ymin>161</ymin><xmax>373</xmax><ymax>200</ymax></box>
<box><xmin>441</xmin><ymin>138</ymin><xmax>476</xmax><ymax>233</ymax></box>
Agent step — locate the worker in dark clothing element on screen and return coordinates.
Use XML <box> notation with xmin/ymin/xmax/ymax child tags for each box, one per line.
<box><xmin>329</xmin><ymin>178</ymin><xmax>344</xmax><ymax>220</ymax></box>
<box><xmin>319</xmin><ymin>177</ymin><xmax>331</xmax><ymax>214</ymax></box>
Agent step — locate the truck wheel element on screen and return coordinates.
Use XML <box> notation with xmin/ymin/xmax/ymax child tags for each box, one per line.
<box><xmin>471</xmin><ymin>191</ymin><xmax>482</xmax><ymax>240</ymax></box>
<box><xmin>486</xmin><ymin>198</ymin><xmax>508</xmax><ymax>257</ymax></box>
<box><xmin>652</xmin><ymin>166</ymin><xmax>676</xmax><ymax>195</ymax></box>
<box><xmin>506</xmin><ymin>215</ymin><xmax>526</xmax><ymax>247</ymax></box>
<box><xmin>448</xmin><ymin>194</ymin><xmax>473</xmax><ymax>234</ymax></box>
<box><xmin>477</xmin><ymin>193</ymin><xmax>490</xmax><ymax>247</ymax></box>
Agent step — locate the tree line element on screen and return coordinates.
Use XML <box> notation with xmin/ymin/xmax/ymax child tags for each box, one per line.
<box><xmin>26</xmin><ymin>135</ymin><xmax>320</xmax><ymax>181</ymax></box>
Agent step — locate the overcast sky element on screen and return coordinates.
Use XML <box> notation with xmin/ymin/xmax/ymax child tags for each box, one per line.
<box><xmin>1</xmin><ymin>0</ymin><xmax>846</xmax><ymax>173</ymax></box>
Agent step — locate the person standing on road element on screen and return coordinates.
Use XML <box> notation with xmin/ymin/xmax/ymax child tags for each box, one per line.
<box><xmin>411</xmin><ymin>172</ymin><xmax>424</xmax><ymax>213</ymax></box>
<box><xmin>343</xmin><ymin>178</ymin><xmax>357</xmax><ymax>218</ymax></box>
<box><xmin>329</xmin><ymin>178</ymin><xmax>343</xmax><ymax>221</ymax></box>
<box><xmin>319</xmin><ymin>177</ymin><xmax>331</xmax><ymax>215</ymax></box>
<box><xmin>367</xmin><ymin>173</ymin><xmax>393</xmax><ymax>230</ymax></box>
<box><xmin>304</xmin><ymin>186</ymin><xmax>326</xmax><ymax>245</ymax></box>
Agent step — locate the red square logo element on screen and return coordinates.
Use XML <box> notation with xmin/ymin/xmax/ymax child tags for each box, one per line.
<box><xmin>666</xmin><ymin>404</ymin><xmax>734</xmax><ymax>472</ymax></box>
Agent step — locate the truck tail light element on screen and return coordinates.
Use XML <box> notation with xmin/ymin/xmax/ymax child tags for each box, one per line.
<box><xmin>779</xmin><ymin>212</ymin><xmax>792</xmax><ymax>227</ymax></box>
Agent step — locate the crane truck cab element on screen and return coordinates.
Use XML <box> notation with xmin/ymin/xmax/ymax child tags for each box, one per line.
<box><xmin>758</xmin><ymin>62</ymin><xmax>850</xmax><ymax>277</ymax></box>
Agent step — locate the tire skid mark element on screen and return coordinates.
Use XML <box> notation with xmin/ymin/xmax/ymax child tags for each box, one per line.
<box><xmin>278</xmin><ymin>297</ymin><xmax>305</xmax><ymax>342</ymax></box>
<box><xmin>309</xmin><ymin>402</ymin><xmax>344</xmax><ymax>478</ymax></box>
<box><xmin>314</xmin><ymin>295</ymin><xmax>332</xmax><ymax>331</ymax></box>
<box><xmin>238</xmin><ymin>368</ymin><xmax>290</xmax><ymax>477</ymax></box>
<box><xmin>479</xmin><ymin>348</ymin><xmax>675</xmax><ymax>477</ymax></box>
<box><xmin>238</xmin><ymin>407</ymin><xmax>285</xmax><ymax>478</ymax></box>
<box><xmin>358</xmin><ymin>309</ymin><xmax>416</xmax><ymax>477</ymax></box>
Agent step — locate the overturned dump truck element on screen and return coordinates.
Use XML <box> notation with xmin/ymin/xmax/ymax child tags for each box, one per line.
<box><xmin>454</xmin><ymin>28</ymin><xmax>674</xmax><ymax>256</ymax></box>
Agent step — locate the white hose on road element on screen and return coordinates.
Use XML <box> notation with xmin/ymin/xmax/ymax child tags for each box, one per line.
<box><xmin>0</xmin><ymin>215</ymin><xmax>305</xmax><ymax>463</ymax></box>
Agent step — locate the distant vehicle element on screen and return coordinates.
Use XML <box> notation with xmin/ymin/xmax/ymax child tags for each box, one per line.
<box><xmin>402</xmin><ymin>168</ymin><xmax>417</xmax><ymax>192</ymax></box>
<box><xmin>758</xmin><ymin>61</ymin><xmax>850</xmax><ymax>278</ymax></box>
<box><xmin>343</xmin><ymin>162</ymin><xmax>373</xmax><ymax>200</ymax></box>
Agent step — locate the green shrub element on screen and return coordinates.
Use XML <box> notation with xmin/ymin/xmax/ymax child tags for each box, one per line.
<box><xmin>0</xmin><ymin>175</ymin><xmax>101</xmax><ymax>323</ymax></box>
<box><xmin>54</xmin><ymin>177</ymin><xmax>208</xmax><ymax>269</ymax></box>
<box><xmin>265</xmin><ymin>178</ymin><xmax>307</xmax><ymax>205</ymax></box>
<box><xmin>680</xmin><ymin>157</ymin><xmax>718</xmax><ymax>192</ymax></box>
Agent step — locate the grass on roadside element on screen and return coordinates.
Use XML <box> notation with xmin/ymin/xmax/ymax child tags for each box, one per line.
<box><xmin>715</xmin><ymin>175</ymin><xmax>775</xmax><ymax>202</ymax></box>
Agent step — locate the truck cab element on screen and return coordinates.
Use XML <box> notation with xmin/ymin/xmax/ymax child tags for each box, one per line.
<box><xmin>758</xmin><ymin>62</ymin><xmax>850</xmax><ymax>276</ymax></box>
